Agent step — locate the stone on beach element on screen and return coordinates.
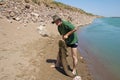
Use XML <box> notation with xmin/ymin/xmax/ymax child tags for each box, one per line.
<box><xmin>73</xmin><ymin>76</ymin><xmax>82</xmax><ymax>80</ymax></box>
<box><xmin>37</xmin><ymin>25</ymin><xmax>49</xmax><ymax>37</ymax></box>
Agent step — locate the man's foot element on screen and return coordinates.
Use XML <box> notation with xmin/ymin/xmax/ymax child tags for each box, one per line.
<box><xmin>50</xmin><ymin>64</ymin><xmax>60</xmax><ymax>68</ymax></box>
<box><xmin>72</xmin><ymin>69</ymin><xmax>77</xmax><ymax>76</ymax></box>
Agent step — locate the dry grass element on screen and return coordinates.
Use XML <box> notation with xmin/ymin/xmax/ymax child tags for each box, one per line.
<box><xmin>51</xmin><ymin>1</ymin><xmax>94</xmax><ymax>15</ymax></box>
<box><xmin>23</xmin><ymin>0</ymin><xmax>94</xmax><ymax>16</ymax></box>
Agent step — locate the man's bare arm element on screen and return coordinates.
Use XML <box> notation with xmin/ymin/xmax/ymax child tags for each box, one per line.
<box><xmin>63</xmin><ymin>28</ymin><xmax>77</xmax><ymax>39</ymax></box>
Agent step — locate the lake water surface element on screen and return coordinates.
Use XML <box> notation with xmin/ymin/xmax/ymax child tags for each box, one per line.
<box><xmin>77</xmin><ymin>17</ymin><xmax>120</xmax><ymax>80</ymax></box>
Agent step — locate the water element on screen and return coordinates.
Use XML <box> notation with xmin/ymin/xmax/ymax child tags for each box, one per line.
<box><xmin>77</xmin><ymin>17</ymin><xmax>120</xmax><ymax>80</ymax></box>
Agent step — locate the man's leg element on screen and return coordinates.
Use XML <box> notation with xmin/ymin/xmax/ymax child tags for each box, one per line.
<box><xmin>71</xmin><ymin>47</ymin><xmax>78</xmax><ymax>75</ymax></box>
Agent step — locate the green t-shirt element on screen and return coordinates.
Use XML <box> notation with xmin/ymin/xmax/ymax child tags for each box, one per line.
<box><xmin>58</xmin><ymin>20</ymin><xmax>78</xmax><ymax>45</ymax></box>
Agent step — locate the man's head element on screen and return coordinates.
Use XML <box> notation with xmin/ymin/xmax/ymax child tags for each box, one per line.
<box><xmin>52</xmin><ymin>15</ymin><xmax>62</xmax><ymax>26</ymax></box>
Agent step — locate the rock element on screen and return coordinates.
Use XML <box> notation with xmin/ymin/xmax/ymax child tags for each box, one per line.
<box><xmin>0</xmin><ymin>0</ymin><xmax>96</xmax><ymax>26</ymax></box>
<box><xmin>37</xmin><ymin>25</ymin><xmax>49</xmax><ymax>37</ymax></box>
<box><xmin>80</xmin><ymin>57</ymin><xmax>83</xmax><ymax>60</ymax></box>
<box><xmin>31</xmin><ymin>12</ymin><xmax>39</xmax><ymax>17</ymax></box>
<box><xmin>37</xmin><ymin>25</ymin><xmax>44</xmax><ymax>31</ymax></box>
<box><xmin>25</xmin><ymin>4</ymin><xmax>30</xmax><ymax>9</ymax></box>
<box><xmin>24</xmin><ymin>0</ymin><xmax>30</xmax><ymax>3</ymax></box>
<box><xmin>9</xmin><ymin>11</ymin><xmax>16</xmax><ymax>17</ymax></box>
<box><xmin>73</xmin><ymin>76</ymin><xmax>82</xmax><ymax>80</ymax></box>
<box><xmin>41</xmin><ymin>34</ymin><xmax>49</xmax><ymax>37</ymax></box>
<box><xmin>31</xmin><ymin>17</ymin><xmax>37</xmax><ymax>23</ymax></box>
<box><xmin>67</xmin><ymin>16</ymin><xmax>73</xmax><ymax>21</ymax></box>
<box><xmin>0</xmin><ymin>14</ymin><xmax>3</xmax><ymax>19</ymax></box>
<box><xmin>0</xmin><ymin>0</ymin><xmax>5</xmax><ymax>5</ymax></box>
<box><xmin>13</xmin><ymin>17</ymin><xmax>21</xmax><ymax>21</ymax></box>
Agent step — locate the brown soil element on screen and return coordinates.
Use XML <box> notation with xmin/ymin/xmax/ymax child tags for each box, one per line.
<box><xmin>0</xmin><ymin>18</ymin><xmax>93</xmax><ymax>80</ymax></box>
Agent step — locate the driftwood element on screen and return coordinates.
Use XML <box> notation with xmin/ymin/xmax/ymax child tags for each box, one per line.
<box><xmin>58</xmin><ymin>40</ymin><xmax>75</xmax><ymax>78</ymax></box>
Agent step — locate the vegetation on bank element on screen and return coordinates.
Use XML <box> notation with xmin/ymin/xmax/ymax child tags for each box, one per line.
<box><xmin>52</xmin><ymin>1</ymin><xmax>96</xmax><ymax>16</ymax></box>
<box><xmin>24</xmin><ymin>0</ymin><xmax>95</xmax><ymax>16</ymax></box>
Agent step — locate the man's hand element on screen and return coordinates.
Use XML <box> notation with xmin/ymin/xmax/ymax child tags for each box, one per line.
<box><xmin>62</xmin><ymin>35</ymin><xmax>68</xmax><ymax>40</ymax></box>
<box><xmin>63</xmin><ymin>35</ymin><xmax>68</xmax><ymax>39</ymax></box>
<box><xmin>62</xmin><ymin>28</ymin><xmax>77</xmax><ymax>40</ymax></box>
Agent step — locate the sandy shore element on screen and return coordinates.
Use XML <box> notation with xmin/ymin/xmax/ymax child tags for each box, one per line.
<box><xmin>0</xmin><ymin>17</ymin><xmax>93</xmax><ymax>80</ymax></box>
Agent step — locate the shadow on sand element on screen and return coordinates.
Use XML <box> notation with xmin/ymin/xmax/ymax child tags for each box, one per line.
<box><xmin>46</xmin><ymin>59</ymin><xmax>72</xmax><ymax>76</ymax></box>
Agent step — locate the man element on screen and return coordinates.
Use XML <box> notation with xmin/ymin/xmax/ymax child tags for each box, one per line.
<box><xmin>51</xmin><ymin>15</ymin><xmax>78</xmax><ymax>75</ymax></box>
